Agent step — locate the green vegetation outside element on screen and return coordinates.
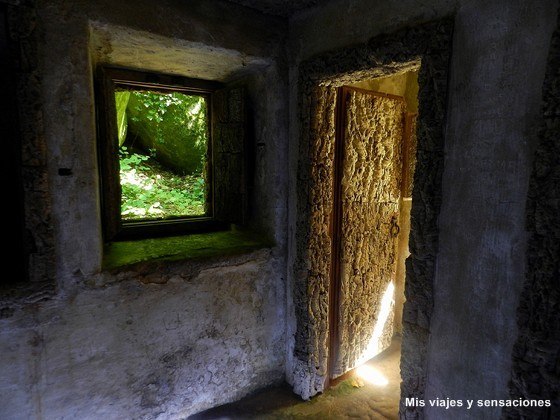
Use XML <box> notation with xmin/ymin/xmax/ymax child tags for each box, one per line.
<box><xmin>115</xmin><ymin>90</ymin><xmax>209</xmax><ymax>221</ymax></box>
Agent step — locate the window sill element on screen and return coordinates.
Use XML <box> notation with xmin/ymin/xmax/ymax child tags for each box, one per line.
<box><xmin>102</xmin><ymin>229</ymin><xmax>273</xmax><ymax>271</ymax></box>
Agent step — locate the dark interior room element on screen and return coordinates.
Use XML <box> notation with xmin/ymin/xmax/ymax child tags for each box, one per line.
<box><xmin>1</xmin><ymin>0</ymin><xmax>558</xmax><ymax>418</ymax></box>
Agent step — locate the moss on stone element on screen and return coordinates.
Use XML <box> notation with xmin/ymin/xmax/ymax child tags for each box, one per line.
<box><xmin>102</xmin><ymin>229</ymin><xmax>273</xmax><ymax>270</ymax></box>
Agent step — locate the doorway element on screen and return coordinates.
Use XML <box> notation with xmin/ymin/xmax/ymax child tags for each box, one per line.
<box><xmin>290</xmin><ymin>19</ymin><xmax>453</xmax><ymax>411</ymax></box>
<box><xmin>328</xmin><ymin>71</ymin><xmax>419</xmax><ymax>383</ymax></box>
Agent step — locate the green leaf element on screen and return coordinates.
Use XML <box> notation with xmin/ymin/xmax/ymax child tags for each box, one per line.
<box><xmin>115</xmin><ymin>91</ymin><xmax>131</xmax><ymax>146</ymax></box>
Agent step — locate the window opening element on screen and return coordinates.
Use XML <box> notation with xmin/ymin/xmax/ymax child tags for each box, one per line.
<box><xmin>115</xmin><ymin>88</ymin><xmax>210</xmax><ymax>221</ymax></box>
<box><xmin>96</xmin><ymin>67</ymin><xmax>247</xmax><ymax>241</ymax></box>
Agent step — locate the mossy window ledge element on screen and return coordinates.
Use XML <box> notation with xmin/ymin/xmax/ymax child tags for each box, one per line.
<box><xmin>102</xmin><ymin>229</ymin><xmax>273</xmax><ymax>270</ymax></box>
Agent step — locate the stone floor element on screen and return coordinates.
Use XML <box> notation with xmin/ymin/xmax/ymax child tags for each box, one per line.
<box><xmin>190</xmin><ymin>338</ymin><xmax>402</xmax><ymax>419</ymax></box>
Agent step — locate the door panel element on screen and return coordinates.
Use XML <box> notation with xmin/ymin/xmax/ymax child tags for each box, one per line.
<box><xmin>331</xmin><ymin>87</ymin><xmax>405</xmax><ymax>377</ymax></box>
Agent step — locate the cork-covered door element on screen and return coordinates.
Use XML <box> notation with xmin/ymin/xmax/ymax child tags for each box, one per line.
<box><xmin>329</xmin><ymin>87</ymin><xmax>406</xmax><ymax>378</ymax></box>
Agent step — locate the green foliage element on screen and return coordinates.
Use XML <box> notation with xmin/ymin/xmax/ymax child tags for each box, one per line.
<box><xmin>119</xmin><ymin>147</ymin><xmax>206</xmax><ymax>220</ymax></box>
<box><xmin>115</xmin><ymin>91</ymin><xmax>131</xmax><ymax>146</ymax></box>
<box><xmin>125</xmin><ymin>91</ymin><xmax>208</xmax><ymax>175</ymax></box>
<box><xmin>115</xmin><ymin>89</ymin><xmax>209</xmax><ymax>220</ymax></box>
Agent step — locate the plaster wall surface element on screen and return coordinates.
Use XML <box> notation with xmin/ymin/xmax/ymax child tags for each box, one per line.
<box><xmin>287</xmin><ymin>0</ymin><xmax>558</xmax><ymax>415</ymax></box>
<box><xmin>424</xmin><ymin>1</ymin><xmax>557</xmax><ymax>418</ymax></box>
<box><xmin>0</xmin><ymin>252</ymin><xmax>285</xmax><ymax>419</ymax></box>
<box><xmin>506</xmin><ymin>7</ymin><xmax>560</xmax><ymax>417</ymax></box>
<box><xmin>1</xmin><ymin>0</ymin><xmax>288</xmax><ymax>418</ymax></box>
<box><xmin>3</xmin><ymin>0</ymin><xmax>559</xmax><ymax>417</ymax></box>
<box><xmin>289</xmin><ymin>0</ymin><xmax>457</xmax><ymax>63</ymax></box>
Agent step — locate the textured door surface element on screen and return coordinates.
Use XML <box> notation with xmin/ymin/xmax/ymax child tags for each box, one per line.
<box><xmin>332</xmin><ymin>87</ymin><xmax>405</xmax><ymax>377</ymax></box>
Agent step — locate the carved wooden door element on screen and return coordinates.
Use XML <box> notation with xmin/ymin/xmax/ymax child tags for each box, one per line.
<box><xmin>329</xmin><ymin>87</ymin><xmax>406</xmax><ymax>378</ymax></box>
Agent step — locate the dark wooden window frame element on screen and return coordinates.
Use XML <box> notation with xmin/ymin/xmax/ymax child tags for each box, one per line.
<box><xmin>95</xmin><ymin>66</ymin><xmax>231</xmax><ymax>241</ymax></box>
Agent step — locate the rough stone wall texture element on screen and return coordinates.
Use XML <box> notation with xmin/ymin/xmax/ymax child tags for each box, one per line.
<box><xmin>0</xmin><ymin>0</ymin><xmax>289</xmax><ymax>417</ymax></box>
<box><xmin>290</xmin><ymin>20</ymin><xmax>453</xmax><ymax>406</ymax></box>
<box><xmin>40</xmin><ymin>0</ymin><xmax>287</xmax><ymax>279</ymax></box>
<box><xmin>348</xmin><ymin>73</ymin><xmax>419</xmax><ymax>337</ymax></box>
<box><xmin>423</xmin><ymin>2</ymin><xmax>558</xmax><ymax>419</ymax></box>
<box><xmin>5</xmin><ymin>1</ymin><xmax>55</xmax><ymax>289</ymax></box>
<box><xmin>505</xmin><ymin>3</ymin><xmax>560</xmax><ymax>418</ymax></box>
<box><xmin>288</xmin><ymin>1</ymin><xmax>557</xmax><ymax>417</ymax></box>
<box><xmin>0</xmin><ymin>250</ymin><xmax>286</xmax><ymax>419</ymax></box>
<box><xmin>403</xmin><ymin>116</ymin><xmax>418</xmax><ymax>199</ymax></box>
<box><xmin>335</xmin><ymin>91</ymin><xmax>404</xmax><ymax>375</ymax></box>
<box><xmin>291</xmin><ymin>85</ymin><xmax>337</xmax><ymax>399</ymax></box>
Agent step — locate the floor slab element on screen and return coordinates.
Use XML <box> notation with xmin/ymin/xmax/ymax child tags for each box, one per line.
<box><xmin>190</xmin><ymin>338</ymin><xmax>402</xmax><ymax>419</ymax></box>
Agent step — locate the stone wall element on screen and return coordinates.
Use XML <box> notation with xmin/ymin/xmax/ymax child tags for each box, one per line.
<box><xmin>506</xmin><ymin>3</ymin><xmax>560</xmax><ymax>417</ymax></box>
<box><xmin>289</xmin><ymin>19</ymin><xmax>453</xmax><ymax>404</ymax></box>
<box><xmin>290</xmin><ymin>84</ymin><xmax>336</xmax><ymax>398</ymax></box>
<box><xmin>423</xmin><ymin>2</ymin><xmax>558</xmax><ymax>419</ymax></box>
<box><xmin>5</xmin><ymin>0</ymin><xmax>55</xmax><ymax>290</ymax></box>
<box><xmin>3</xmin><ymin>0</ymin><xmax>559</xmax><ymax>417</ymax></box>
<box><xmin>288</xmin><ymin>2</ymin><xmax>558</xmax><ymax>418</ymax></box>
<box><xmin>1</xmin><ymin>250</ymin><xmax>286</xmax><ymax>419</ymax></box>
<box><xmin>0</xmin><ymin>0</ymin><xmax>289</xmax><ymax>418</ymax></box>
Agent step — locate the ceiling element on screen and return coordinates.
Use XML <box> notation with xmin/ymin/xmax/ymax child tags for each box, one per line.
<box><xmin>224</xmin><ymin>0</ymin><xmax>327</xmax><ymax>17</ymax></box>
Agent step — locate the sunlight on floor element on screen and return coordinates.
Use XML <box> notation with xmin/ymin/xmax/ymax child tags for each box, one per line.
<box><xmin>190</xmin><ymin>338</ymin><xmax>403</xmax><ymax>419</ymax></box>
<box><xmin>356</xmin><ymin>364</ymin><xmax>389</xmax><ymax>386</ymax></box>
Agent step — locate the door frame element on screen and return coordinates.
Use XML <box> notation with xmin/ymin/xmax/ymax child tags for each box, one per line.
<box><xmin>290</xmin><ymin>19</ymin><xmax>453</xmax><ymax>407</ymax></box>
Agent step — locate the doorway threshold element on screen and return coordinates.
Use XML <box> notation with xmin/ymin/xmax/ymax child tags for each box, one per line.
<box><xmin>190</xmin><ymin>338</ymin><xmax>402</xmax><ymax>419</ymax></box>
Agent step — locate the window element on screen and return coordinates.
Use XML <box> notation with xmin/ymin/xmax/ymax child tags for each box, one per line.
<box><xmin>95</xmin><ymin>67</ymin><xmax>248</xmax><ymax>241</ymax></box>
